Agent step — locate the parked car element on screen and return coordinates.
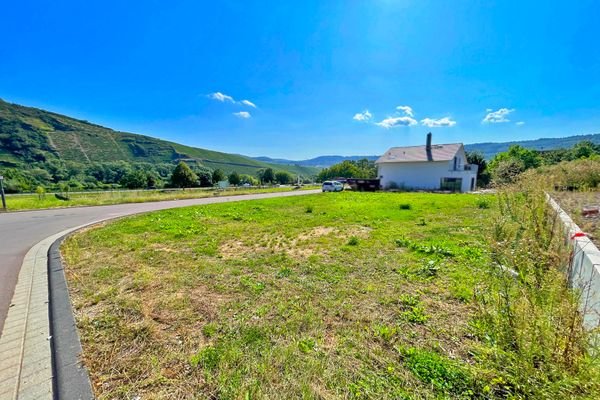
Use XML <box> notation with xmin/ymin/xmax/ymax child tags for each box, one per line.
<box><xmin>322</xmin><ymin>180</ymin><xmax>344</xmax><ymax>192</ymax></box>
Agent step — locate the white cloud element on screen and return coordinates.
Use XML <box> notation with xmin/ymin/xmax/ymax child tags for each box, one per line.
<box><xmin>516</xmin><ymin>121</ymin><xmax>525</xmax><ymax>126</ymax></box>
<box><xmin>353</xmin><ymin>110</ymin><xmax>372</xmax><ymax>122</ymax></box>
<box><xmin>420</xmin><ymin>117</ymin><xmax>457</xmax><ymax>127</ymax></box>
<box><xmin>482</xmin><ymin>108</ymin><xmax>515</xmax><ymax>123</ymax></box>
<box><xmin>376</xmin><ymin>116</ymin><xmax>417</xmax><ymax>128</ymax></box>
<box><xmin>209</xmin><ymin>92</ymin><xmax>235</xmax><ymax>103</ymax></box>
<box><xmin>241</xmin><ymin>99</ymin><xmax>257</xmax><ymax>108</ymax></box>
<box><xmin>396</xmin><ymin>105</ymin><xmax>414</xmax><ymax>117</ymax></box>
<box><xmin>233</xmin><ymin>111</ymin><xmax>251</xmax><ymax>119</ymax></box>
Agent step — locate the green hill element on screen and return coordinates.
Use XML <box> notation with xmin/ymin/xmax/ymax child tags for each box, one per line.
<box><xmin>464</xmin><ymin>134</ymin><xmax>600</xmax><ymax>160</ymax></box>
<box><xmin>0</xmin><ymin>99</ymin><xmax>318</xmax><ymax>177</ymax></box>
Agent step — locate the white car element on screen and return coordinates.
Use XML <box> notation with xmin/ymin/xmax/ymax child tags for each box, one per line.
<box><xmin>322</xmin><ymin>181</ymin><xmax>344</xmax><ymax>192</ymax></box>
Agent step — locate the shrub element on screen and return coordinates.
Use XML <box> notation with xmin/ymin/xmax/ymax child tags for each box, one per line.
<box><xmin>35</xmin><ymin>185</ymin><xmax>45</xmax><ymax>200</ymax></box>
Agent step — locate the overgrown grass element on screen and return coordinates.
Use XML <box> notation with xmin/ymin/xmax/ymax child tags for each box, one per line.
<box><xmin>64</xmin><ymin>192</ymin><xmax>494</xmax><ymax>399</ymax></box>
<box><xmin>63</xmin><ymin>189</ymin><xmax>600</xmax><ymax>398</ymax></box>
<box><xmin>3</xmin><ymin>186</ymin><xmax>317</xmax><ymax>211</ymax></box>
<box><xmin>474</xmin><ymin>174</ymin><xmax>600</xmax><ymax>398</ymax></box>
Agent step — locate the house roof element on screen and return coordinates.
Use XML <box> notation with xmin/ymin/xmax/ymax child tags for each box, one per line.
<box><xmin>375</xmin><ymin>143</ymin><xmax>463</xmax><ymax>164</ymax></box>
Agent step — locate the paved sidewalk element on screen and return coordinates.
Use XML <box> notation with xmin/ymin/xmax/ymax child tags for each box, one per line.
<box><xmin>0</xmin><ymin>189</ymin><xmax>320</xmax><ymax>399</ymax></box>
<box><xmin>0</xmin><ymin>229</ymin><xmax>78</xmax><ymax>399</ymax></box>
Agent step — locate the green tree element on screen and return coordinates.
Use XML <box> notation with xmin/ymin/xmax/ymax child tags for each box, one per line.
<box><xmin>492</xmin><ymin>158</ymin><xmax>525</xmax><ymax>184</ymax></box>
<box><xmin>239</xmin><ymin>174</ymin><xmax>259</xmax><ymax>186</ymax></box>
<box><xmin>466</xmin><ymin>151</ymin><xmax>490</xmax><ymax>187</ymax></box>
<box><xmin>258</xmin><ymin>168</ymin><xmax>275</xmax><ymax>184</ymax></box>
<box><xmin>146</xmin><ymin>172</ymin><xmax>160</xmax><ymax>189</ymax></box>
<box><xmin>488</xmin><ymin>145</ymin><xmax>541</xmax><ymax>184</ymax></box>
<box><xmin>170</xmin><ymin>161</ymin><xmax>198</xmax><ymax>188</ymax></box>
<box><xmin>489</xmin><ymin>145</ymin><xmax>541</xmax><ymax>171</ymax></box>
<box><xmin>275</xmin><ymin>171</ymin><xmax>293</xmax><ymax>184</ymax></box>
<box><xmin>212</xmin><ymin>169</ymin><xmax>225</xmax><ymax>183</ymax></box>
<box><xmin>121</xmin><ymin>170</ymin><xmax>148</xmax><ymax>189</ymax></box>
<box><xmin>317</xmin><ymin>159</ymin><xmax>377</xmax><ymax>182</ymax></box>
<box><xmin>228</xmin><ymin>171</ymin><xmax>241</xmax><ymax>185</ymax></box>
<box><xmin>571</xmin><ymin>141</ymin><xmax>599</xmax><ymax>159</ymax></box>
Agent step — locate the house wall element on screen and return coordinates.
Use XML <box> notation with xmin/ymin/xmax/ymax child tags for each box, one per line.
<box><xmin>378</xmin><ymin>160</ymin><xmax>477</xmax><ymax>192</ymax></box>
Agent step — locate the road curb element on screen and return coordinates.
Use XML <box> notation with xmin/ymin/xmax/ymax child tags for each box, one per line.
<box><xmin>0</xmin><ymin>189</ymin><xmax>321</xmax><ymax>399</ymax></box>
<box><xmin>48</xmin><ymin>236</ymin><xmax>94</xmax><ymax>400</ymax></box>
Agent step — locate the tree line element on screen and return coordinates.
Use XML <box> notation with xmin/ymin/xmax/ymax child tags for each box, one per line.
<box><xmin>0</xmin><ymin>159</ymin><xmax>307</xmax><ymax>193</ymax></box>
<box><xmin>466</xmin><ymin>140</ymin><xmax>600</xmax><ymax>186</ymax></box>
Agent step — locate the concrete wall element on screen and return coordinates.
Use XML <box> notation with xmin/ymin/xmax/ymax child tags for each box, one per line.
<box><xmin>548</xmin><ymin>195</ymin><xmax>600</xmax><ymax>330</ymax></box>
<box><xmin>377</xmin><ymin>161</ymin><xmax>477</xmax><ymax>192</ymax></box>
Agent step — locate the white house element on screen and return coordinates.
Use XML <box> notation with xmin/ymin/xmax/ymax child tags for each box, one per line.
<box><xmin>376</xmin><ymin>133</ymin><xmax>478</xmax><ymax>192</ymax></box>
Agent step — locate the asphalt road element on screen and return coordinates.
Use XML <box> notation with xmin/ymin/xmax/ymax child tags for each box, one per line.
<box><xmin>0</xmin><ymin>189</ymin><xmax>320</xmax><ymax>334</ymax></box>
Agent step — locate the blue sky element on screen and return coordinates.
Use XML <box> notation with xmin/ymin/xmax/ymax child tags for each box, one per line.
<box><xmin>1</xmin><ymin>1</ymin><xmax>599</xmax><ymax>159</ymax></box>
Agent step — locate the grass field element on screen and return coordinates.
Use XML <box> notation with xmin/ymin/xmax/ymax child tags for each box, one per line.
<box><xmin>64</xmin><ymin>192</ymin><xmax>498</xmax><ymax>399</ymax></box>
<box><xmin>2</xmin><ymin>186</ymin><xmax>317</xmax><ymax>211</ymax></box>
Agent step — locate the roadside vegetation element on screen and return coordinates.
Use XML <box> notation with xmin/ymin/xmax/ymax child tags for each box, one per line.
<box><xmin>3</xmin><ymin>185</ymin><xmax>317</xmax><ymax>211</ymax></box>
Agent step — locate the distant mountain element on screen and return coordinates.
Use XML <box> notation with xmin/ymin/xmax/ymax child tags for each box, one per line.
<box><xmin>464</xmin><ymin>134</ymin><xmax>600</xmax><ymax>159</ymax></box>
<box><xmin>252</xmin><ymin>155</ymin><xmax>379</xmax><ymax>168</ymax></box>
<box><xmin>0</xmin><ymin>99</ymin><xmax>319</xmax><ymax>176</ymax></box>
<box><xmin>254</xmin><ymin>133</ymin><xmax>600</xmax><ymax>168</ymax></box>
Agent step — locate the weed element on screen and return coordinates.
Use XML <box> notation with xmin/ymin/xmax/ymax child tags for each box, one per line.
<box><xmin>202</xmin><ymin>323</ymin><xmax>218</xmax><ymax>338</ymax></box>
<box><xmin>395</xmin><ymin>237</ymin><xmax>454</xmax><ymax>257</ymax></box>
<box><xmin>305</xmin><ymin>205</ymin><xmax>313</xmax><ymax>213</ymax></box>
<box><xmin>372</xmin><ymin>324</ymin><xmax>397</xmax><ymax>342</ymax></box>
<box><xmin>347</xmin><ymin>236</ymin><xmax>359</xmax><ymax>246</ymax></box>
<box><xmin>276</xmin><ymin>266</ymin><xmax>292</xmax><ymax>278</ymax></box>
<box><xmin>190</xmin><ymin>346</ymin><xmax>222</xmax><ymax>371</ymax></box>
<box><xmin>416</xmin><ymin>259</ymin><xmax>440</xmax><ymax>278</ymax></box>
<box><xmin>476</xmin><ymin>197</ymin><xmax>490</xmax><ymax>209</ymax></box>
<box><xmin>399</xmin><ymin>294</ymin><xmax>428</xmax><ymax>324</ymax></box>
<box><xmin>399</xmin><ymin>347</ymin><xmax>475</xmax><ymax>396</ymax></box>
<box><xmin>399</xmin><ymin>203</ymin><xmax>412</xmax><ymax>210</ymax></box>
<box><xmin>297</xmin><ymin>338</ymin><xmax>316</xmax><ymax>353</ymax></box>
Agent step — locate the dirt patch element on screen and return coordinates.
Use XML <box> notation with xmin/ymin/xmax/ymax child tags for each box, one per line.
<box><xmin>150</xmin><ymin>243</ymin><xmax>179</xmax><ymax>253</ymax></box>
<box><xmin>552</xmin><ymin>191</ymin><xmax>600</xmax><ymax>246</ymax></box>
<box><xmin>297</xmin><ymin>226</ymin><xmax>336</xmax><ymax>240</ymax></box>
<box><xmin>219</xmin><ymin>226</ymin><xmax>372</xmax><ymax>260</ymax></box>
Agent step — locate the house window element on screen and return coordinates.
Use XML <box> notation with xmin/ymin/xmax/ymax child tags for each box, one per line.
<box><xmin>453</xmin><ymin>157</ymin><xmax>460</xmax><ymax>171</ymax></box>
<box><xmin>440</xmin><ymin>177</ymin><xmax>462</xmax><ymax>192</ymax></box>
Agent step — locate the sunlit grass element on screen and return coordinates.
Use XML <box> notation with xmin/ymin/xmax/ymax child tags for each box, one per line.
<box><xmin>64</xmin><ymin>191</ymin><xmax>496</xmax><ymax>399</ymax></box>
<box><xmin>3</xmin><ymin>185</ymin><xmax>317</xmax><ymax>211</ymax></box>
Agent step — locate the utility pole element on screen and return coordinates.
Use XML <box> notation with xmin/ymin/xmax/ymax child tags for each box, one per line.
<box><xmin>0</xmin><ymin>175</ymin><xmax>6</xmax><ymax>211</ymax></box>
